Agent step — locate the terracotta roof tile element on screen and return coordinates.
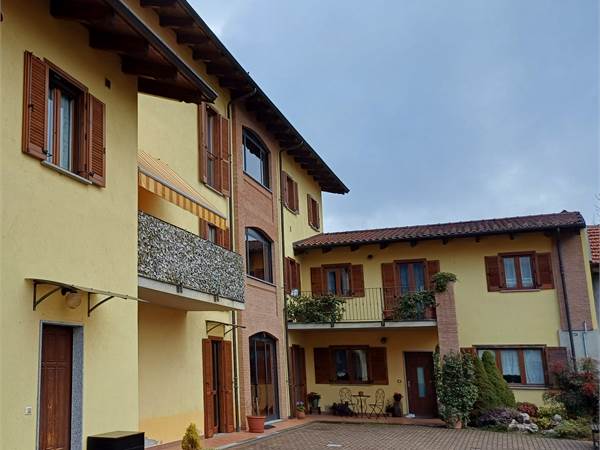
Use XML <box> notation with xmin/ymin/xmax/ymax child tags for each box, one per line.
<box><xmin>294</xmin><ymin>211</ymin><xmax>586</xmax><ymax>250</ymax></box>
<box><xmin>588</xmin><ymin>225</ymin><xmax>600</xmax><ymax>264</ymax></box>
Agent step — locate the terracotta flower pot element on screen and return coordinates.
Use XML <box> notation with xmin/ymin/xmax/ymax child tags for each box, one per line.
<box><xmin>296</xmin><ymin>411</ymin><xmax>305</xmax><ymax>419</ymax></box>
<box><xmin>453</xmin><ymin>419</ymin><xmax>462</xmax><ymax>430</ymax></box>
<box><xmin>247</xmin><ymin>415</ymin><xmax>266</xmax><ymax>433</ymax></box>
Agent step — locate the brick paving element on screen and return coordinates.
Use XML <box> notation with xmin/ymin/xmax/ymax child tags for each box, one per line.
<box><xmin>228</xmin><ymin>422</ymin><xmax>592</xmax><ymax>450</ymax></box>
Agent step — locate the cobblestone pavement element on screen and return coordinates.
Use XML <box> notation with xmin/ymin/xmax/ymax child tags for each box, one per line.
<box><xmin>229</xmin><ymin>422</ymin><xmax>592</xmax><ymax>450</ymax></box>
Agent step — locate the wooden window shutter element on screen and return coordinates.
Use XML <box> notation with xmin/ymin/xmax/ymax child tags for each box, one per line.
<box><xmin>426</xmin><ymin>260</ymin><xmax>440</xmax><ymax>288</ymax></box>
<box><xmin>220</xmin><ymin>340</ymin><xmax>234</xmax><ymax>433</ymax></box>
<box><xmin>313</xmin><ymin>347</ymin><xmax>331</xmax><ymax>384</ymax></box>
<box><xmin>222</xmin><ymin>228</ymin><xmax>231</xmax><ymax>251</ymax></box>
<box><xmin>199</xmin><ymin>219</ymin><xmax>208</xmax><ymax>240</ymax></box>
<box><xmin>202</xmin><ymin>339</ymin><xmax>215</xmax><ymax>438</ymax></box>
<box><xmin>545</xmin><ymin>347</ymin><xmax>568</xmax><ymax>387</ymax></box>
<box><xmin>284</xmin><ymin>258</ymin><xmax>291</xmax><ymax>294</ymax></box>
<box><xmin>198</xmin><ymin>104</ymin><xmax>208</xmax><ymax>183</ymax></box>
<box><xmin>369</xmin><ymin>347</ymin><xmax>388</xmax><ymax>384</ymax></box>
<box><xmin>381</xmin><ymin>263</ymin><xmax>399</xmax><ymax>311</ymax></box>
<box><xmin>281</xmin><ymin>171</ymin><xmax>289</xmax><ymax>208</ymax></box>
<box><xmin>87</xmin><ymin>94</ymin><xmax>106</xmax><ymax>187</ymax></box>
<box><xmin>219</xmin><ymin>115</ymin><xmax>230</xmax><ymax>196</ymax></box>
<box><xmin>307</xmin><ymin>194</ymin><xmax>314</xmax><ymax>226</ymax></box>
<box><xmin>23</xmin><ymin>52</ymin><xmax>48</xmax><ymax>160</ymax></box>
<box><xmin>536</xmin><ymin>253</ymin><xmax>554</xmax><ymax>289</ymax></box>
<box><xmin>484</xmin><ymin>256</ymin><xmax>502</xmax><ymax>291</ymax></box>
<box><xmin>314</xmin><ymin>199</ymin><xmax>320</xmax><ymax>229</ymax></box>
<box><xmin>351</xmin><ymin>265</ymin><xmax>365</xmax><ymax>297</ymax></box>
<box><xmin>310</xmin><ymin>267</ymin><xmax>323</xmax><ymax>295</ymax></box>
<box><xmin>293</xmin><ymin>180</ymin><xmax>299</xmax><ymax>212</ymax></box>
<box><xmin>460</xmin><ymin>347</ymin><xmax>477</xmax><ymax>356</ymax></box>
<box><xmin>295</xmin><ymin>260</ymin><xmax>301</xmax><ymax>292</ymax></box>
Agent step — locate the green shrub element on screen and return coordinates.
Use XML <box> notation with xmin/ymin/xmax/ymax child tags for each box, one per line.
<box><xmin>538</xmin><ymin>401</ymin><xmax>567</xmax><ymax>419</ymax></box>
<box><xmin>430</xmin><ymin>272</ymin><xmax>457</xmax><ymax>293</ymax></box>
<box><xmin>471</xmin><ymin>354</ymin><xmax>502</xmax><ymax>419</ymax></box>
<box><xmin>287</xmin><ymin>294</ymin><xmax>345</xmax><ymax>324</ymax></box>
<box><xmin>554</xmin><ymin>418</ymin><xmax>592</xmax><ymax>440</ymax></box>
<box><xmin>534</xmin><ymin>416</ymin><xmax>553</xmax><ymax>430</ymax></box>
<box><xmin>434</xmin><ymin>350</ymin><xmax>478</xmax><ymax>427</ymax></box>
<box><xmin>181</xmin><ymin>423</ymin><xmax>201</xmax><ymax>450</ymax></box>
<box><xmin>481</xmin><ymin>351</ymin><xmax>515</xmax><ymax>408</ymax></box>
<box><xmin>393</xmin><ymin>291</ymin><xmax>436</xmax><ymax>320</ymax></box>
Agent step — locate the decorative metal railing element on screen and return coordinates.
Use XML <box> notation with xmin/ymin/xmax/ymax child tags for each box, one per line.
<box><xmin>138</xmin><ymin>211</ymin><xmax>244</xmax><ymax>302</ymax></box>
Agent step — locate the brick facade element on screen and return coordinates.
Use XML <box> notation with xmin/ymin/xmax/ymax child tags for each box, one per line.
<box><xmin>231</xmin><ymin>103</ymin><xmax>289</xmax><ymax>427</ymax></box>
<box><xmin>552</xmin><ymin>230</ymin><xmax>594</xmax><ymax>331</ymax></box>
<box><xmin>435</xmin><ymin>282</ymin><xmax>460</xmax><ymax>356</ymax></box>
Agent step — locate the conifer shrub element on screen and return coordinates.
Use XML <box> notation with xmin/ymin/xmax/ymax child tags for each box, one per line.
<box><xmin>481</xmin><ymin>351</ymin><xmax>515</xmax><ymax>408</ymax></box>
<box><xmin>181</xmin><ymin>423</ymin><xmax>202</xmax><ymax>450</ymax></box>
<box><xmin>471</xmin><ymin>353</ymin><xmax>502</xmax><ymax>419</ymax></box>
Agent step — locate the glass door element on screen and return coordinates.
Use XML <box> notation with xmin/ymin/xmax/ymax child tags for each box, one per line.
<box><xmin>249</xmin><ymin>333</ymin><xmax>279</xmax><ymax>421</ymax></box>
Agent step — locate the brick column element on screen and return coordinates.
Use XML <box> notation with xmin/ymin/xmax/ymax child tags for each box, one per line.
<box><xmin>436</xmin><ymin>282</ymin><xmax>460</xmax><ymax>356</ymax></box>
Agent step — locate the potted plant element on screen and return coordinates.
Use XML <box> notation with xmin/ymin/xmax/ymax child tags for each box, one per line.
<box><xmin>307</xmin><ymin>392</ymin><xmax>321</xmax><ymax>410</ymax></box>
<box><xmin>392</xmin><ymin>392</ymin><xmax>403</xmax><ymax>417</ymax></box>
<box><xmin>296</xmin><ymin>401</ymin><xmax>306</xmax><ymax>419</ymax></box>
<box><xmin>246</xmin><ymin>399</ymin><xmax>266</xmax><ymax>433</ymax></box>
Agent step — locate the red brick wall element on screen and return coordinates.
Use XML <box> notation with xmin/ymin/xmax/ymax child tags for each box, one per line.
<box><xmin>551</xmin><ymin>230</ymin><xmax>594</xmax><ymax>331</ymax></box>
<box><xmin>231</xmin><ymin>104</ymin><xmax>289</xmax><ymax>426</ymax></box>
<box><xmin>435</xmin><ymin>282</ymin><xmax>460</xmax><ymax>356</ymax></box>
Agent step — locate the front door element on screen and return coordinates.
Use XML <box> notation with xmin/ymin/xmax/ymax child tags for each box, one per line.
<box><xmin>290</xmin><ymin>345</ymin><xmax>307</xmax><ymax>412</ymax></box>
<box><xmin>39</xmin><ymin>325</ymin><xmax>73</xmax><ymax>450</ymax></box>
<box><xmin>203</xmin><ymin>338</ymin><xmax>234</xmax><ymax>438</ymax></box>
<box><xmin>404</xmin><ymin>352</ymin><xmax>437</xmax><ymax>417</ymax></box>
<box><xmin>249</xmin><ymin>333</ymin><xmax>279</xmax><ymax>421</ymax></box>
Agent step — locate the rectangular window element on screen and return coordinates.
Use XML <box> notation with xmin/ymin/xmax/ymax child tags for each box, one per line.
<box><xmin>478</xmin><ymin>347</ymin><xmax>546</xmax><ymax>386</ymax></box>
<box><xmin>501</xmin><ymin>254</ymin><xmax>535</xmax><ymax>289</ymax></box>
<box><xmin>308</xmin><ymin>195</ymin><xmax>320</xmax><ymax>230</ymax></box>
<box><xmin>246</xmin><ymin>228</ymin><xmax>273</xmax><ymax>283</ymax></box>
<box><xmin>207</xmin><ymin>224</ymin><xmax>217</xmax><ymax>243</ymax></box>
<box><xmin>332</xmin><ymin>347</ymin><xmax>369</xmax><ymax>384</ymax></box>
<box><xmin>243</xmin><ymin>130</ymin><xmax>270</xmax><ymax>188</ymax></box>
<box><xmin>324</xmin><ymin>265</ymin><xmax>351</xmax><ymax>296</ymax></box>
<box><xmin>283</xmin><ymin>173</ymin><xmax>299</xmax><ymax>213</ymax></box>
<box><xmin>396</xmin><ymin>261</ymin><xmax>426</xmax><ymax>294</ymax></box>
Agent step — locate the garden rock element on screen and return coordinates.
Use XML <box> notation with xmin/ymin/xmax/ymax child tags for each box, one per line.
<box><xmin>508</xmin><ymin>419</ymin><xmax>539</xmax><ymax>433</ymax></box>
<box><xmin>552</xmin><ymin>414</ymin><xmax>563</xmax><ymax>423</ymax></box>
<box><xmin>517</xmin><ymin>412</ymin><xmax>531</xmax><ymax>424</ymax></box>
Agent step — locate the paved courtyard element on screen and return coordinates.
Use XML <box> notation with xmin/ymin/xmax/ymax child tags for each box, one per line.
<box><xmin>229</xmin><ymin>422</ymin><xmax>592</xmax><ymax>450</ymax></box>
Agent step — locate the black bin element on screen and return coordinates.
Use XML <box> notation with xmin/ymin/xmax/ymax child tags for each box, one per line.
<box><xmin>87</xmin><ymin>431</ymin><xmax>144</xmax><ymax>450</ymax></box>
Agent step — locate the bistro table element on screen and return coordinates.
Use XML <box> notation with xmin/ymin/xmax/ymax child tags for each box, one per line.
<box><xmin>352</xmin><ymin>393</ymin><xmax>370</xmax><ymax>417</ymax></box>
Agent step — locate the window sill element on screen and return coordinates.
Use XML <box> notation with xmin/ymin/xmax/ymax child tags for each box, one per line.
<box><xmin>41</xmin><ymin>161</ymin><xmax>92</xmax><ymax>185</ymax></box>
<box><xmin>204</xmin><ymin>182</ymin><xmax>226</xmax><ymax>198</ymax></box>
<box><xmin>284</xmin><ymin>204</ymin><xmax>299</xmax><ymax>215</ymax></box>
<box><xmin>246</xmin><ymin>274</ymin><xmax>276</xmax><ymax>288</ymax></box>
<box><xmin>508</xmin><ymin>384</ymin><xmax>547</xmax><ymax>390</ymax></box>
<box><xmin>243</xmin><ymin>171</ymin><xmax>272</xmax><ymax>194</ymax></box>
<box><xmin>499</xmin><ymin>288</ymin><xmax>541</xmax><ymax>293</ymax></box>
<box><xmin>309</xmin><ymin>224</ymin><xmax>321</xmax><ymax>233</ymax></box>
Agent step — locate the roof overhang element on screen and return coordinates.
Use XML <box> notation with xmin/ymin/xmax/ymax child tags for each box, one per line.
<box><xmin>138</xmin><ymin>0</ymin><xmax>349</xmax><ymax>194</ymax></box>
<box><xmin>49</xmin><ymin>0</ymin><xmax>217</xmax><ymax>103</ymax></box>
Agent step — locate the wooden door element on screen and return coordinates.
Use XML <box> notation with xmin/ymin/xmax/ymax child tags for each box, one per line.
<box><xmin>404</xmin><ymin>352</ymin><xmax>437</xmax><ymax>417</ymax></box>
<box><xmin>39</xmin><ymin>325</ymin><xmax>73</xmax><ymax>450</ymax></box>
<box><xmin>202</xmin><ymin>339</ymin><xmax>217</xmax><ymax>438</ymax></box>
<box><xmin>290</xmin><ymin>345</ymin><xmax>307</xmax><ymax>411</ymax></box>
<box><xmin>219</xmin><ymin>341</ymin><xmax>234</xmax><ymax>433</ymax></box>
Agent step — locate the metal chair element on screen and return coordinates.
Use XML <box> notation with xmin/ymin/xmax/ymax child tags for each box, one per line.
<box><xmin>368</xmin><ymin>388</ymin><xmax>386</xmax><ymax>419</ymax></box>
<box><xmin>339</xmin><ymin>387</ymin><xmax>356</xmax><ymax>415</ymax></box>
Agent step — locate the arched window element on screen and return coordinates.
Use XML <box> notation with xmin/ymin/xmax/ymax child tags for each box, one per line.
<box><xmin>245</xmin><ymin>228</ymin><xmax>273</xmax><ymax>282</ymax></box>
<box><xmin>243</xmin><ymin>128</ymin><xmax>270</xmax><ymax>188</ymax></box>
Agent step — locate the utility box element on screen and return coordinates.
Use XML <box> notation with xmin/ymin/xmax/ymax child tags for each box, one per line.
<box><xmin>87</xmin><ymin>431</ymin><xmax>144</xmax><ymax>450</ymax></box>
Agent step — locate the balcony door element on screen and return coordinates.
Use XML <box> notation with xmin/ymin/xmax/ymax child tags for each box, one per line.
<box><xmin>249</xmin><ymin>333</ymin><xmax>279</xmax><ymax>421</ymax></box>
<box><xmin>290</xmin><ymin>345</ymin><xmax>307</xmax><ymax>413</ymax></box>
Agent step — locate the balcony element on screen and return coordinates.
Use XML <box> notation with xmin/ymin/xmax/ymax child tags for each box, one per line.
<box><xmin>286</xmin><ymin>288</ymin><xmax>436</xmax><ymax>330</ymax></box>
<box><xmin>138</xmin><ymin>211</ymin><xmax>244</xmax><ymax>311</ymax></box>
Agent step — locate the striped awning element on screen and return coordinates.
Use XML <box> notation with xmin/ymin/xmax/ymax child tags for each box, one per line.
<box><xmin>138</xmin><ymin>151</ymin><xmax>227</xmax><ymax>229</ymax></box>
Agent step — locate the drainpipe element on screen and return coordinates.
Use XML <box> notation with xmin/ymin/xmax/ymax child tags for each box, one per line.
<box><xmin>226</xmin><ymin>88</ymin><xmax>257</xmax><ymax>431</ymax></box>
<box><xmin>279</xmin><ymin>141</ymin><xmax>304</xmax><ymax>418</ymax></box>
<box><xmin>556</xmin><ymin>227</ymin><xmax>578</xmax><ymax>368</ymax></box>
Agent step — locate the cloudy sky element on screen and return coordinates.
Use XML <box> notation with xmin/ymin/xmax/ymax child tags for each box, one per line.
<box><xmin>191</xmin><ymin>0</ymin><xmax>599</xmax><ymax>231</ymax></box>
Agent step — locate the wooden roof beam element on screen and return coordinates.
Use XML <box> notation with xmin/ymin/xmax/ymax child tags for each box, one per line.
<box><xmin>138</xmin><ymin>78</ymin><xmax>204</xmax><ymax>103</ymax></box>
<box><xmin>177</xmin><ymin>32</ymin><xmax>209</xmax><ymax>45</ymax></box>
<box><xmin>89</xmin><ymin>31</ymin><xmax>149</xmax><ymax>55</ymax></box>
<box><xmin>159</xmin><ymin>15</ymin><xmax>196</xmax><ymax>28</ymax></box>
<box><xmin>140</xmin><ymin>0</ymin><xmax>177</xmax><ymax>7</ymax></box>
<box><xmin>122</xmin><ymin>57</ymin><xmax>177</xmax><ymax>80</ymax></box>
<box><xmin>50</xmin><ymin>0</ymin><xmax>114</xmax><ymax>22</ymax></box>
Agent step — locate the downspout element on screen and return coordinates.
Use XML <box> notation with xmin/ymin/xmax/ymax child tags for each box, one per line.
<box><xmin>555</xmin><ymin>227</ymin><xmax>578</xmax><ymax>368</ymax></box>
<box><xmin>226</xmin><ymin>88</ymin><xmax>257</xmax><ymax>431</ymax></box>
<box><xmin>279</xmin><ymin>140</ymin><xmax>304</xmax><ymax>418</ymax></box>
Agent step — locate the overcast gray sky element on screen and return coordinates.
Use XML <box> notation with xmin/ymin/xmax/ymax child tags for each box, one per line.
<box><xmin>191</xmin><ymin>0</ymin><xmax>599</xmax><ymax>232</ymax></box>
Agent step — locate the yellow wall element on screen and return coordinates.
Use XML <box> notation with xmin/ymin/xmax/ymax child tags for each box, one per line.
<box><xmin>138</xmin><ymin>303</ymin><xmax>233</xmax><ymax>443</ymax></box>
<box><xmin>281</xmin><ymin>151</ymin><xmax>323</xmax><ymax>259</ymax></box>
<box><xmin>289</xmin><ymin>328</ymin><xmax>438</xmax><ymax>414</ymax></box>
<box><xmin>1</xmin><ymin>1</ymin><xmax>139</xmax><ymax>448</ymax></box>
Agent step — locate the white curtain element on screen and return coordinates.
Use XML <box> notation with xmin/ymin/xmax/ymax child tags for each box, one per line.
<box><xmin>524</xmin><ymin>349</ymin><xmax>544</xmax><ymax>384</ymax></box>
<box><xmin>352</xmin><ymin>349</ymin><xmax>368</xmax><ymax>381</ymax></box>
<box><xmin>501</xmin><ymin>350</ymin><xmax>520</xmax><ymax>376</ymax></box>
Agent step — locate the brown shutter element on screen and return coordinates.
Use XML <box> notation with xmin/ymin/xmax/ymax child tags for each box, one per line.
<box><xmin>310</xmin><ymin>267</ymin><xmax>323</xmax><ymax>295</ymax></box>
<box><xmin>427</xmin><ymin>260</ymin><xmax>440</xmax><ymax>287</ymax></box>
<box><xmin>22</xmin><ymin>52</ymin><xmax>48</xmax><ymax>160</ymax></box>
<box><xmin>545</xmin><ymin>346</ymin><xmax>568</xmax><ymax>387</ymax></box>
<box><xmin>536</xmin><ymin>253</ymin><xmax>554</xmax><ymax>289</ymax></box>
<box><xmin>87</xmin><ymin>94</ymin><xmax>106</xmax><ymax>186</ymax></box>
<box><xmin>314</xmin><ymin>347</ymin><xmax>331</xmax><ymax>384</ymax></box>
<box><xmin>307</xmin><ymin>194</ymin><xmax>314</xmax><ymax>227</ymax></box>
<box><xmin>314</xmin><ymin>199</ymin><xmax>320</xmax><ymax>229</ymax></box>
<box><xmin>220</xmin><ymin>115</ymin><xmax>230</xmax><ymax>196</ymax></box>
<box><xmin>199</xmin><ymin>219</ymin><xmax>209</xmax><ymax>240</ymax></box>
<box><xmin>484</xmin><ymin>256</ymin><xmax>502</xmax><ymax>291</ymax></box>
<box><xmin>281</xmin><ymin>171</ymin><xmax>289</xmax><ymax>208</ymax></box>
<box><xmin>284</xmin><ymin>258</ymin><xmax>290</xmax><ymax>294</ymax></box>
<box><xmin>460</xmin><ymin>347</ymin><xmax>477</xmax><ymax>356</ymax></box>
<box><xmin>369</xmin><ymin>347</ymin><xmax>388</xmax><ymax>384</ymax></box>
<box><xmin>381</xmin><ymin>263</ymin><xmax>398</xmax><ymax>311</ymax></box>
<box><xmin>220</xmin><ymin>340</ymin><xmax>234</xmax><ymax>433</ymax></box>
<box><xmin>216</xmin><ymin>228</ymin><xmax>224</xmax><ymax>247</ymax></box>
<box><xmin>202</xmin><ymin>339</ymin><xmax>214</xmax><ymax>438</ymax></box>
<box><xmin>222</xmin><ymin>228</ymin><xmax>231</xmax><ymax>251</ymax></box>
<box><xmin>295</xmin><ymin>260</ymin><xmax>301</xmax><ymax>292</ymax></box>
<box><xmin>292</xmin><ymin>180</ymin><xmax>299</xmax><ymax>212</ymax></box>
<box><xmin>198</xmin><ymin>104</ymin><xmax>208</xmax><ymax>183</ymax></box>
<box><xmin>351</xmin><ymin>264</ymin><xmax>365</xmax><ymax>297</ymax></box>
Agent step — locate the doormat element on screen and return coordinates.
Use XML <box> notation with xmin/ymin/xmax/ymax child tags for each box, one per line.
<box><xmin>264</xmin><ymin>424</ymin><xmax>275</xmax><ymax>430</ymax></box>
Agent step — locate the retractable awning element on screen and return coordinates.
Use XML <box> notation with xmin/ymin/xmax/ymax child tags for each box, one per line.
<box><xmin>138</xmin><ymin>151</ymin><xmax>227</xmax><ymax>229</ymax></box>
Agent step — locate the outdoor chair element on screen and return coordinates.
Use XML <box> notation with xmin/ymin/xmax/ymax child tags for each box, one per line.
<box><xmin>368</xmin><ymin>388</ymin><xmax>386</xmax><ymax>419</ymax></box>
<box><xmin>339</xmin><ymin>387</ymin><xmax>356</xmax><ymax>415</ymax></box>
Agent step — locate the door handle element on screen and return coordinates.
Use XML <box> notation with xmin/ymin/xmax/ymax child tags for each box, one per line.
<box><xmin>407</xmin><ymin>380</ymin><xmax>411</xmax><ymax>388</ymax></box>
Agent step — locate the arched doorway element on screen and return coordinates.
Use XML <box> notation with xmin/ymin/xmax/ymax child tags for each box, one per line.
<box><xmin>249</xmin><ymin>332</ymin><xmax>279</xmax><ymax>421</ymax></box>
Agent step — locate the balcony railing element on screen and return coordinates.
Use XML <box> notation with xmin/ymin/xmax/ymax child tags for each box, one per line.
<box><xmin>286</xmin><ymin>288</ymin><xmax>436</xmax><ymax>325</ymax></box>
<box><xmin>138</xmin><ymin>211</ymin><xmax>244</xmax><ymax>303</ymax></box>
